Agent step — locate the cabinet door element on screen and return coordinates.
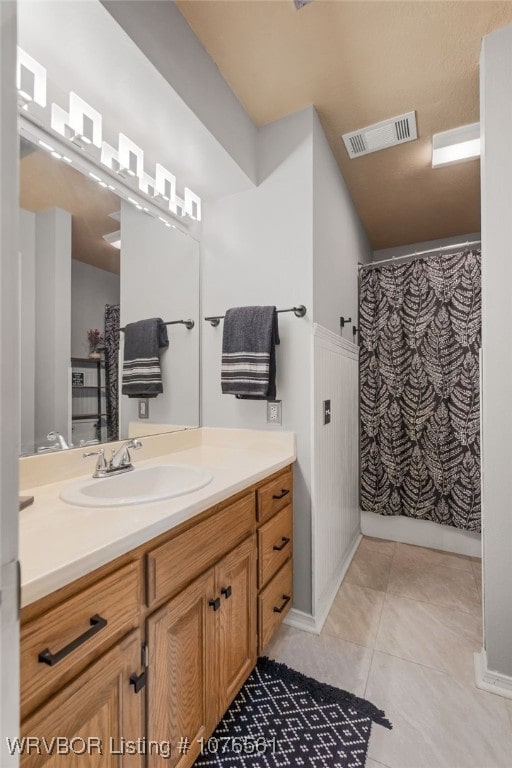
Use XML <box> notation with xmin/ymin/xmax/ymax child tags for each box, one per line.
<box><xmin>215</xmin><ymin>535</ymin><xmax>257</xmax><ymax>721</ymax></box>
<box><xmin>20</xmin><ymin>630</ymin><xmax>144</xmax><ymax>768</ymax></box>
<box><xmin>146</xmin><ymin>570</ymin><xmax>216</xmax><ymax>768</ymax></box>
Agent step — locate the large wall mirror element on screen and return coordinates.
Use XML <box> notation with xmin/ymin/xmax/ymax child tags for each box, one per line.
<box><xmin>19</xmin><ymin>136</ymin><xmax>200</xmax><ymax>456</ymax></box>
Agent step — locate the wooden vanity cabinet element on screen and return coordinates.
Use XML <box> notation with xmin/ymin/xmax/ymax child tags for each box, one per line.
<box><xmin>20</xmin><ymin>466</ymin><xmax>293</xmax><ymax>765</ymax></box>
<box><xmin>146</xmin><ymin>569</ymin><xmax>216</xmax><ymax>768</ymax></box>
<box><xmin>256</xmin><ymin>468</ymin><xmax>293</xmax><ymax>653</ymax></box>
<box><xmin>21</xmin><ymin>630</ymin><xmax>144</xmax><ymax>767</ymax></box>
<box><xmin>146</xmin><ymin>536</ymin><xmax>256</xmax><ymax>768</ymax></box>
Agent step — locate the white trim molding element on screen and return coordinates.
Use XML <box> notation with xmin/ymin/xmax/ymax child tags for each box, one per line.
<box><xmin>314</xmin><ymin>531</ymin><xmax>362</xmax><ymax>632</ymax></box>
<box><xmin>474</xmin><ymin>649</ymin><xmax>512</xmax><ymax>699</ymax></box>
<box><xmin>312</xmin><ymin>323</ymin><xmax>359</xmax><ymax>358</ymax></box>
<box><xmin>284</xmin><ymin>608</ymin><xmax>321</xmax><ymax>635</ymax></box>
<box><xmin>285</xmin><ymin>533</ymin><xmax>362</xmax><ymax>635</ymax></box>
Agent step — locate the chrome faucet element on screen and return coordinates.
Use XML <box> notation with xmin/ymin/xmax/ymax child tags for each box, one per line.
<box><xmin>110</xmin><ymin>439</ymin><xmax>143</xmax><ymax>470</ymax></box>
<box><xmin>47</xmin><ymin>431</ymin><xmax>72</xmax><ymax>449</ymax></box>
<box><xmin>84</xmin><ymin>439</ymin><xmax>143</xmax><ymax>478</ymax></box>
<box><xmin>37</xmin><ymin>431</ymin><xmax>72</xmax><ymax>453</ymax></box>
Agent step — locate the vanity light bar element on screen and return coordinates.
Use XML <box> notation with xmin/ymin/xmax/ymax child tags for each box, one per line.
<box><xmin>16</xmin><ymin>46</ymin><xmax>202</xmax><ymax>224</ymax></box>
<box><xmin>19</xmin><ymin>115</ymin><xmax>194</xmax><ymax>240</ymax></box>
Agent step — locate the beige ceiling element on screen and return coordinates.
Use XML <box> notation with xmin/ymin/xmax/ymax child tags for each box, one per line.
<box><xmin>177</xmin><ymin>0</ymin><xmax>512</xmax><ymax>249</ymax></box>
<box><xmin>20</xmin><ymin>147</ymin><xmax>121</xmax><ymax>275</ymax></box>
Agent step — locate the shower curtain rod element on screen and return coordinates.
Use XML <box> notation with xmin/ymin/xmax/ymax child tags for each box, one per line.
<box><xmin>358</xmin><ymin>239</ymin><xmax>481</xmax><ymax>271</ymax></box>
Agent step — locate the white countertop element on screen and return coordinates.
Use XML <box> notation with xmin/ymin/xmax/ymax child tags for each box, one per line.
<box><xmin>19</xmin><ymin>428</ymin><xmax>296</xmax><ymax>608</ymax></box>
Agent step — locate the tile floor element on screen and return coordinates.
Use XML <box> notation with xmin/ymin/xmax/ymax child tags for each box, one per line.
<box><xmin>265</xmin><ymin>536</ymin><xmax>512</xmax><ymax>768</ymax></box>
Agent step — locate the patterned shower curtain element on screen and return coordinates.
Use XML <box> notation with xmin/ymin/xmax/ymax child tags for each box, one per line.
<box><xmin>359</xmin><ymin>250</ymin><xmax>481</xmax><ymax>532</ymax></box>
<box><xmin>104</xmin><ymin>304</ymin><xmax>120</xmax><ymax>442</ymax></box>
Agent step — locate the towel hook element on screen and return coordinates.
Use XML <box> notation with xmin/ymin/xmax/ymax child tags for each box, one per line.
<box><xmin>340</xmin><ymin>316</ymin><xmax>352</xmax><ymax>329</ymax></box>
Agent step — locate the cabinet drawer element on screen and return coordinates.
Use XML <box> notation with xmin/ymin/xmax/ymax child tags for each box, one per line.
<box><xmin>258</xmin><ymin>504</ymin><xmax>293</xmax><ymax>588</ymax></box>
<box><xmin>146</xmin><ymin>493</ymin><xmax>255</xmax><ymax>606</ymax></box>
<box><xmin>21</xmin><ymin>561</ymin><xmax>140</xmax><ymax>719</ymax></box>
<box><xmin>258</xmin><ymin>559</ymin><xmax>292</xmax><ymax>653</ymax></box>
<box><xmin>257</xmin><ymin>469</ymin><xmax>292</xmax><ymax>524</ymax></box>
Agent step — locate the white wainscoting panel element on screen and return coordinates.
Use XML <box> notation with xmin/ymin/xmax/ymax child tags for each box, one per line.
<box><xmin>311</xmin><ymin>325</ymin><xmax>360</xmax><ymax>629</ymax></box>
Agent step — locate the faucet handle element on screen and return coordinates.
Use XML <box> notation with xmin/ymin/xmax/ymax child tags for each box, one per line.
<box><xmin>83</xmin><ymin>448</ymin><xmax>107</xmax><ymax>473</ymax></box>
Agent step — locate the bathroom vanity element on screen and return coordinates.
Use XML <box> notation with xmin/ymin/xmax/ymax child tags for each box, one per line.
<box><xmin>18</xmin><ymin>429</ymin><xmax>294</xmax><ymax>766</ymax></box>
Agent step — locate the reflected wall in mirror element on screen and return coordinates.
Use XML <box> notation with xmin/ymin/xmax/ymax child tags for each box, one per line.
<box><xmin>19</xmin><ymin>137</ymin><xmax>200</xmax><ymax>456</ymax></box>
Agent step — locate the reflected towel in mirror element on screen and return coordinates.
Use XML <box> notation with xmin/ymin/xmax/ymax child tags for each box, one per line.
<box><xmin>122</xmin><ymin>318</ymin><xmax>169</xmax><ymax>398</ymax></box>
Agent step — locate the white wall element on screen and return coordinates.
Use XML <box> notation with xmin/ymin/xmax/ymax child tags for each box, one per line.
<box><xmin>312</xmin><ymin>110</ymin><xmax>372</xmax><ymax>337</ymax></box>
<box><xmin>120</xmin><ymin>202</ymin><xmax>200</xmax><ymax>434</ymax></box>
<box><xmin>308</xmin><ymin>112</ymin><xmax>371</xmax><ymax>623</ymax></box>
<box><xmin>33</xmin><ymin>207</ymin><xmax>71</xmax><ymax>447</ymax></box>
<box><xmin>18</xmin><ymin>1</ymin><xmax>255</xmax><ymax>204</ymax></box>
<box><xmin>19</xmin><ymin>209</ymin><xmax>35</xmax><ymax>454</ymax></box>
<box><xmin>71</xmin><ymin>260</ymin><xmax>119</xmax><ymax>358</ymax></box>
<box><xmin>202</xmin><ymin>108</ymin><xmax>314</xmax><ymax>613</ymax></box>
<box><xmin>312</xmin><ymin>328</ymin><xmax>360</xmax><ymax>628</ymax></box>
<box><xmin>0</xmin><ymin>2</ymin><xmax>19</xmax><ymax>762</ymax></box>
<box><xmin>102</xmin><ymin>0</ymin><xmax>257</xmax><ymax>187</ymax></box>
<box><xmin>202</xmin><ymin>107</ymin><xmax>370</xmax><ymax>618</ymax></box>
<box><xmin>479</xmin><ymin>23</ymin><xmax>512</xmax><ymax>680</ymax></box>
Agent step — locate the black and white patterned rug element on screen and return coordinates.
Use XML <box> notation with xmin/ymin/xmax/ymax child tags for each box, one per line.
<box><xmin>194</xmin><ymin>657</ymin><xmax>391</xmax><ymax>767</ymax></box>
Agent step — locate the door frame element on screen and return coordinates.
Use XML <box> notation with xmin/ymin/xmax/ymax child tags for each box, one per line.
<box><xmin>0</xmin><ymin>1</ymin><xmax>20</xmax><ymax>764</ymax></box>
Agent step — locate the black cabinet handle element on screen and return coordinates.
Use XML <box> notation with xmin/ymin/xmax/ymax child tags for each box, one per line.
<box><xmin>273</xmin><ymin>595</ymin><xmax>291</xmax><ymax>614</ymax></box>
<box><xmin>209</xmin><ymin>597</ymin><xmax>221</xmax><ymax>612</ymax></box>
<box><xmin>221</xmin><ymin>585</ymin><xmax>232</xmax><ymax>600</ymax></box>
<box><xmin>273</xmin><ymin>536</ymin><xmax>291</xmax><ymax>552</ymax></box>
<box><xmin>129</xmin><ymin>670</ymin><xmax>147</xmax><ymax>693</ymax></box>
<box><xmin>272</xmin><ymin>489</ymin><xmax>290</xmax><ymax>500</ymax></box>
<box><xmin>38</xmin><ymin>614</ymin><xmax>108</xmax><ymax>666</ymax></box>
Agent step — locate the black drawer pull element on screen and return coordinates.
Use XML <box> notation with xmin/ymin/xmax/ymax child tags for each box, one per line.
<box><xmin>221</xmin><ymin>585</ymin><xmax>232</xmax><ymax>600</ymax></box>
<box><xmin>273</xmin><ymin>595</ymin><xmax>291</xmax><ymax>614</ymax></box>
<box><xmin>273</xmin><ymin>536</ymin><xmax>291</xmax><ymax>552</ymax></box>
<box><xmin>272</xmin><ymin>489</ymin><xmax>290</xmax><ymax>500</ymax></box>
<box><xmin>209</xmin><ymin>597</ymin><xmax>221</xmax><ymax>612</ymax></box>
<box><xmin>38</xmin><ymin>614</ymin><xmax>108</xmax><ymax>666</ymax></box>
<box><xmin>129</xmin><ymin>670</ymin><xmax>147</xmax><ymax>694</ymax></box>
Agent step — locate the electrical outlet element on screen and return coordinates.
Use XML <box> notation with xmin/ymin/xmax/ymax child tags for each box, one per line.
<box><xmin>324</xmin><ymin>399</ymin><xmax>331</xmax><ymax>425</ymax></box>
<box><xmin>138</xmin><ymin>398</ymin><xmax>149</xmax><ymax>419</ymax></box>
<box><xmin>267</xmin><ymin>400</ymin><xmax>282</xmax><ymax>425</ymax></box>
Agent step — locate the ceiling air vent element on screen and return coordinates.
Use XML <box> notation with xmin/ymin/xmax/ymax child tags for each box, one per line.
<box><xmin>342</xmin><ymin>111</ymin><xmax>417</xmax><ymax>159</ymax></box>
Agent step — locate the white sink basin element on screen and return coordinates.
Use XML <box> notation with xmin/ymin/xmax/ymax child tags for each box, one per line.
<box><xmin>60</xmin><ymin>464</ymin><xmax>214</xmax><ymax>508</ymax></box>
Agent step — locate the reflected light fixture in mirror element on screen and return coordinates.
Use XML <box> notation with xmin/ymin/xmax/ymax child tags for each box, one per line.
<box><xmin>103</xmin><ymin>231</ymin><xmax>121</xmax><ymax>250</ymax></box>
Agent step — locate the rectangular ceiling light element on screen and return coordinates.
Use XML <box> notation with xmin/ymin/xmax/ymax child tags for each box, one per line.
<box><xmin>432</xmin><ymin>122</ymin><xmax>480</xmax><ymax>167</ymax></box>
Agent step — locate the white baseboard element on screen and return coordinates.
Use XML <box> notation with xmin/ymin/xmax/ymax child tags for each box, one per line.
<box><xmin>361</xmin><ymin>510</ymin><xmax>481</xmax><ymax>558</ymax></box>
<box><xmin>313</xmin><ymin>531</ymin><xmax>362</xmax><ymax>633</ymax></box>
<box><xmin>474</xmin><ymin>649</ymin><xmax>512</xmax><ymax>699</ymax></box>
<box><xmin>284</xmin><ymin>532</ymin><xmax>363</xmax><ymax>636</ymax></box>
<box><xmin>284</xmin><ymin>608</ymin><xmax>321</xmax><ymax>634</ymax></box>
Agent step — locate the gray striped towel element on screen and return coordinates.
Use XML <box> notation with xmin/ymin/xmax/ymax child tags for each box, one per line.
<box><xmin>221</xmin><ymin>306</ymin><xmax>280</xmax><ymax>398</ymax></box>
<box><xmin>122</xmin><ymin>318</ymin><xmax>169</xmax><ymax>398</ymax></box>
